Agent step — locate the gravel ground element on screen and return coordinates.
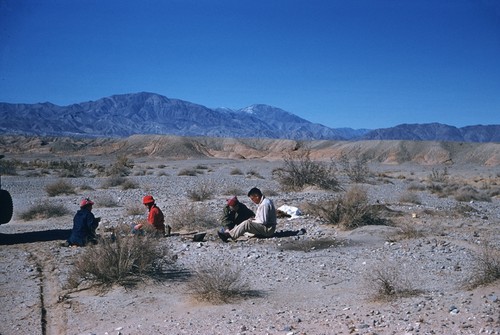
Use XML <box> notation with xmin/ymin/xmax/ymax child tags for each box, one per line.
<box><xmin>0</xmin><ymin>158</ymin><xmax>499</xmax><ymax>335</ymax></box>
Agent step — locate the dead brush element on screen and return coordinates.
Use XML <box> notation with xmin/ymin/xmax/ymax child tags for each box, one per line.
<box><xmin>19</xmin><ymin>203</ymin><xmax>70</xmax><ymax>220</ymax></box>
<box><xmin>314</xmin><ymin>186</ymin><xmax>385</xmax><ymax>229</ymax></box>
<box><xmin>68</xmin><ymin>232</ymin><xmax>175</xmax><ymax>288</ymax></box>
<box><xmin>187</xmin><ymin>181</ymin><xmax>214</xmax><ymax>201</ymax></box>
<box><xmin>464</xmin><ymin>242</ymin><xmax>500</xmax><ymax>289</ymax></box>
<box><xmin>45</xmin><ymin>179</ymin><xmax>76</xmax><ymax>196</ymax></box>
<box><xmin>366</xmin><ymin>264</ymin><xmax>421</xmax><ymax>301</ymax></box>
<box><xmin>388</xmin><ymin>221</ymin><xmax>425</xmax><ymax>241</ymax></box>
<box><xmin>168</xmin><ymin>203</ymin><xmax>217</xmax><ymax>232</ymax></box>
<box><xmin>186</xmin><ymin>261</ymin><xmax>251</xmax><ymax>304</ymax></box>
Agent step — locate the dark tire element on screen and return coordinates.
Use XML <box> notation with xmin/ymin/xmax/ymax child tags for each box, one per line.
<box><xmin>0</xmin><ymin>189</ymin><xmax>13</xmax><ymax>224</ymax></box>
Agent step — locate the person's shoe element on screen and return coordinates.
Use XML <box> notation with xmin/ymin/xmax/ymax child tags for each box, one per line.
<box><xmin>217</xmin><ymin>229</ymin><xmax>231</xmax><ymax>242</ymax></box>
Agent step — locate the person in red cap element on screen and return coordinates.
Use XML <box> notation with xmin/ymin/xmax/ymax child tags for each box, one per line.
<box><xmin>66</xmin><ymin>198</ymin><xmax>101</xmax><ymax>246</ymax></box>
<box><xmin>220</xmin><ymin>195</ymin><xmax>255</xmax><ymax>231</ymax></box>
<box><xmin>132</xmin><ymin>195</ymin><xmax>167</xmax><ymax>235</ymax></box>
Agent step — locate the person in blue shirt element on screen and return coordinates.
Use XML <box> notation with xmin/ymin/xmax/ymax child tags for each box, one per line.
<box><xmin>67</xmin><ymin>198</ymin><xmax>100</xmax><ymax>246</ymax></box>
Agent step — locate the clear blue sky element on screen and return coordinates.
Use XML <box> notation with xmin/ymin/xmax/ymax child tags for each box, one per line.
<box><xmin>1</xmin><ymin>0</ymin><xmax>499</xmax><ymax>129</ymax></box>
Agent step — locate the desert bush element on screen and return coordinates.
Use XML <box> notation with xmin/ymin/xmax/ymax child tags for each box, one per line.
<box><xmin>230</xmin><ymin>168</ymin><xmax>243</xmax><ymax>175</ymax></box>
<box><xmin>45</xmin><ymin>179</ymin><xmax>76</xmax><ymax>196</ymax></box>
<box><xmin>0</xmin><ymin>159</ymin><xmax>18</xmax><ymax>175</ymax></box>
<box><xmin>56</xmin><ymin>159</ymin><xmax>85</xmax><ymax>178</ymax></box>
<box><xmin>339</xmin><ymin>153</ymin><xmax>370</xmax><ymax>183</ymax></box>
<box><xmin>464</xmin><ymin>243</ymin><xmax>500</xmax><ymax>289</ymax></box>
<box><xmin>246</xmin><ymin>170</ymin><xmax>264</xmax><ymax>179</ymax></box>
<box><xmin>101</xmin><ymin>176</ymin><xmax>127</xmax><ymax>188</ymax></box>
<box><xmin>398</xmin><ymin>191</ymin><xmax>421</xmax><ymax>204</ymax></box>
<box><xmin>121</xmin><ymin>179</ymin><xmax>139</xmax><ymax>190</ymax></box>
<box><xmin>314</xmin><ymin>186</ymin><xmax>385</xmax><ymax>229</ymax></box>
<box><xmin>389</xmin><ymin>222</ymin><xmax>424</xmax><ymax>241</ymax></box>
<box><xmin>427</xmin><ymin>167</ymin><xmax>448</xmax><ymax>183</ymax></box>
<box><xmin>187</xmin><ymin>181</ymin><xmax>214</xmax><ymax>201</ymax></box>
<box><xmin>126</xmin><ymin>203</ymin><xmax>145</xmax><ymax>216</ymax></box>
<box><xmin>68</xmin><ymin>233</ymin><xmax>175</xmax><ymax>288</ymax></box>
<box><xmin>365</xmin><ymin>264</ymin><xmax>421</xmax><ymax>301</ymax></box>
<box><xmin>94</xmin><ymin>196</ymin><xmax>119</xmax><ymax>208</ymax></box>
<box><xmin>273</xmin><ymin>149</ymin><xmax>341</xmax><ymax>192</ymax></box>
<box><xmin>79</xmin><ymin>184</ymin><xmax>94</xmax><ymax>191</ymax></box>
<box><xmin>186</xmin><ymin>261</ymin><xmax>250</xmax><ymax>304</ymax></box>
<box><xmin>168</xmin><ymin>204</ymin><xmax>217</xmax><ymax>231</ymax></box>
<box><xmin>178</xmin><ymin>168</ymin><xmax>199</xmax><ymax>176</ymax></box>
<box><xmin>19</xmin><ymin>203</ymin><xmax>70</xmax><ymax>220</ymax></box>
<box><xmin>453</xmin><ymin>186</ymin><xmax>491</xmax><ymax>202</ymax></box>
<box><xmin>106</xmin><ymin>155</ymin><xmax>134</xmax><ymax>177</ymax></box>
<box><xmin>407</xmin><ymin>182</ymin><xmax>426</xmax><ymax>191</ymax></box>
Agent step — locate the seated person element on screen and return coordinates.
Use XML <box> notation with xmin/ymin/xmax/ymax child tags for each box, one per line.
<box><xmin>67</xmin><ymin>198</ymin><xmax>100</xmax><ymax>246</ymax></box>
<box><xmin>218</xmin><ymin>188</ymin><xmax>276</xmax><ymax>242</ymax></box>
<box><xmin>220</xmin><ymin>196</ymin><xmax>255</xmax><ymax>231</ymax></box>
<box><xmin>132</xmin><ymin>195</ymin><xmax>168</xmax><ymax>235</ymax></box>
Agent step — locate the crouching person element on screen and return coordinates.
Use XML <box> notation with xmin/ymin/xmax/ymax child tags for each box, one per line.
<box><xmin>220</xmin><ymin>196</ymin><xmax>255</xmax><ymax>231</ymax></box>
<box><xmin>67</xmin><ymin>198</ymin><xmax>100</xmax><ymax>247</ymax></box>
<box><xmin>132</xmin><ymin>195</ymin><xmax>168</xmax><ymax>236</ymax></box>
<box><xmin>218</xmin><ymin>188</ymin><xmax>276</xmax><ymax>242</ymax></box>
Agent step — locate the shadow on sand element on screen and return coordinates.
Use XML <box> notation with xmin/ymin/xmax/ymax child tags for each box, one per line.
<box><xmin>272</xmin><ymin>228</ymin><xmax>307</xmax><ymax>238</ymax></box>
<box><xmin>0</xmin><ymin>229</ymin><xmax>71</xmax><ymax>245</ymax></box>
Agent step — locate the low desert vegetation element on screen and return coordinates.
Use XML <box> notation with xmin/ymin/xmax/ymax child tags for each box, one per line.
<box><xmin>68</xmin><ymin>232</ymin><xmax>175</xmax><ymax>288</ymax></box>
<box><xmin>187</xmin><ymin>181</ymin><xmax>214</xmax><ymax>201</ymax></box>
<box><xmin>427</xmin><ymin>167</ymin><xmax>448</xmax><ymax>183</ymax></box>
<box><xmin>313</xmin><ymin>186</ymin><xmax>385</xmax><ymax>230</ymax></box>
<box><xmin>366</xmin><ymin>263</ymin><xmax>421</xmax><ymax>301</ymax></box>
<box><xmin>388</xmin><ymin>222</ymin><xmax>425</xmax><ymax>241</ymax></box>
<box><xmin>177</xmin><ymin>168</ymin><xmax>199</xmax><ymax>176</ymax></box>
<box><xmin>464</xmin><ymin>242</ymin><xmax>500</xmax><ymax>290</ymax></box>
<box><xmin>230</xmin><ymin>168</ymin><xmax>244</xmax><ymax>175</ymax></box>
<box><xmin>106</xmin><ymin>155</ymin><xmax>134</xmax><ymax>177</ymax></box>
<box><xmin>0</xmin><ymin>159</ymin><xmax>18</xmax><ymax>175</ymax></box>
<box><xmin>246</xmin><ymin>169</ymin><xmax>264</xmax><ymax>179</ymax></box>
<box><xmin>45</xmin><ymin>179</ymin><xmax>77</xmax><ymax>196</ymax></box>
<box><xmin>168</xmin><ymin>204</ymin><xmax>217</xmax><ymax>232</ymax></box>
<box><xmin>19</xmin><ymin>203</ymin><xmax>70</xmax><ymax>221</ymax></box>
<box><xmin>339</xmin><ymin>153</ymin><xmax>371</xmax><ymax>183</ymax></box>
<box><xmin>186</xmin><ymin>261</ymin><xmax>251</xmax><ymax>304</ymax></box>
<box><xmin>273</xmin><ymin>149</ymin><xmax>341</xmax><ymax>191</ymax></box>
<box><xmin>126</xmin><ymin>203</ymin><xmax>145</xmax><ymax>216</ymax></box>
<box><xmin>398</xmin><ymin>191</ymin><xmax>421</xmax><ymax>204</ymax></box>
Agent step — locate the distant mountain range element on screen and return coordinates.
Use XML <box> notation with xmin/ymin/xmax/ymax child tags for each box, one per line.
<box><xmin>0</xmin><ymin>92</ymin><xmax>498</xmax><ymax>142</ymax></box>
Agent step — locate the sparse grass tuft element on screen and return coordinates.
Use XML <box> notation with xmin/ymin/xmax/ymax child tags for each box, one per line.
<box><xmin>126</xmin><ymin>203</ymin><xmax>145</xmax><ymax>216</ymax></box>
<box><xmin>366</xmin><ymin>264</ymin><xmax>421</xmax><ymax>301</ymax></box>
<box><xmin>178</xmin><ymin>168</ymin><xmax>199</xmax><ymax>176</ymax></box>
<box><xmin>187</xmin><ymin>181</ymin><xmax>214</xmax><ymax>201</ymax></box>
<box><xmin>68</xmin><ymin>232</ymin><xmax>175</xmax><ymax>288</ymax></box>
<box><xmin>389</xmin><ymin>222</ymin><xmax>425</xmax><ymax>241</ymax></box>
<box><xmin>314</xmin><ymin>186</ymin><xmax>385</xmax><ymax>230</ymax></box>
<box><xmin>273</xmin><ymin>149</ymin><xmax>341</xmax><ymax>191</ymax></box>
<box><xmin>398</xmin><ymin>191</ymin><xmax>421</xmax><ymax>204</ymax></box>
<box><xmin>45</xmin><ymin>179</ymin><xmax>76</xmax><ymax>196</ymax></box>
<box><xmin>186</xmin><ymin>261</ymin><xmax>251</xmax><ymax>304</ymax></box>
<box><xmin>230</xmin><ymin>168</ymin><xmax>243</xmax><ymax>175</ymax></box>
<box><xmin>464</xmin><ymin>242</ymin><xmax>500</xmax><ymax>289</ymax></box>
<box><xmin>339</xmin><ymin>153</ymin><xmax>371</xmax><ymax>183</ymax></box>
<box><xmin>19</xmin><ymin>203</ymin><xmax>70</xmax><ymax>220</ymax></box>
<box><xmin>168</xmin><ymin>204</ymin><xmax>217</xmax><ymax>231</ymax></box>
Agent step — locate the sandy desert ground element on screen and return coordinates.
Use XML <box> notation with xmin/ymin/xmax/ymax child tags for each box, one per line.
<box><xmin>0</xmin><ymin>137</ymin><xmax>499</xmax><ymax>335</ymax></box>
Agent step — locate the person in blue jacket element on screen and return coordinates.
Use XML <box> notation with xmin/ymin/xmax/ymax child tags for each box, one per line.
<box><xmin>67</xmin><ymin>198</ymin><xmax>100</xmax><ymax>246</ymax></box>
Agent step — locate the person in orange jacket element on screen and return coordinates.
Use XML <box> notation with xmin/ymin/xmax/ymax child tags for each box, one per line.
<box><xmin>132</xmin><ymin>195</ymin><xmax>168</xmax><ymax>235</ymax></box>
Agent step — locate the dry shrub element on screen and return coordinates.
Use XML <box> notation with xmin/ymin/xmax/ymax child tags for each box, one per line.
<box><xmin>339</xmin><ymin>153</ymin><xmax>370</xmax><ymax>183</ymax></box>
<box><xmin>101</xmin><ymin>176</ymin><xmax>127</xmax><ymax>188</ymax></box>
<box><xmin>68</xmin><ymin>233</ymin><xmax>175</xmax><ymax>288</ymax></box>
<box><xmin>273</xmin><ymin>149</ymin><xmax>341</xmax><ymax>192</ymax></box>
<box><xmin>389</xmin><ymin>222</ymin><xmax>424</xmax><ymax>241</ymax></box>
<box><xmin>106</xmin><ymin>155</ymin><xmax>134</xmax><ymax>177</ymax></box>
<box><xmin>94</xmin><ymin>196</ymin><xmax>119</xmax><ymax>208</ymax></box>
<box><xmin>427</xmin><ymin>167</ymin><xmax>448</xmax><ymax>183</ymax></box>
<box><xmin>178</xmin><ymin>168</ymin><xmax>199</xmax><ymax>176</ymax></box>
<box><xmin>126</xmin><ymin>203</ymin><xmax>145</xmax><ymax>216</ymax></box>
<box><xmin>56</xmin><ymin>159</ymin><xmax>85</xmax><ymax>178</ymax></box>
<box><xmin>398</xmin><ymin>191</ymin><xmax>421</xmax><ymax>204</ymax></box>
<box><xmin>45</xmin><ymin>179</ymin><xmax>76</xmax><ymax>196</ymax></box>
<box><xmin>187</xmin><ymin>181</ymin><xmax>214</xmax><ymax>201</ymax></box>
<box><xmin>230</xmin><ymin>168</ymin><xmax>243</xmax><ymax>175</ymax></box>
<box><xmin>186</xmin><ymin>261</ymin><xmax>251</xmax><ymax>304</ymax></box>
<box><xmin>223</xmin><ymin>187</ymin><xmax>244</xmax><ymax>196</ymax></box>
<box><xmin>453</xmin><ymin>186</ymin><xmax>491</xmax><ymax>202</ymax></box>
<box><xmin>168</xmin><ymin>204</ymin><xmax>217</xmax><ymax>232</ymax></box>
<box><xmin>464</xmin><ymin>243</ymin><xmax>500</xmax><ymax>289</ymax></box>
<box><xmin>366</xmin><ymin>263</ymin><xmax>421</xmax><ymax>301</ymax></box>
<box><xmin>121</xmin><ymin>178</ymin><xmax>139</xmax><ymax>190</ymax></box>
<box><xmin>19</xmin><ymin>203</ymin><xmax>70</xmax><ymax>220</ymax></box>
<box><xmin>407</xmin><ymin>182</ymin><xmax>426</xmax><ymax>191</ymax></box>
<box><xmin>314</xmin><ymin>186</ymin><xmax>385</xmax><ymax>230</ymax></box>
<box><xmin>246</xmin><ymin>170</ymin><xmax>264</xmax><ymax>179</ymax></box>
